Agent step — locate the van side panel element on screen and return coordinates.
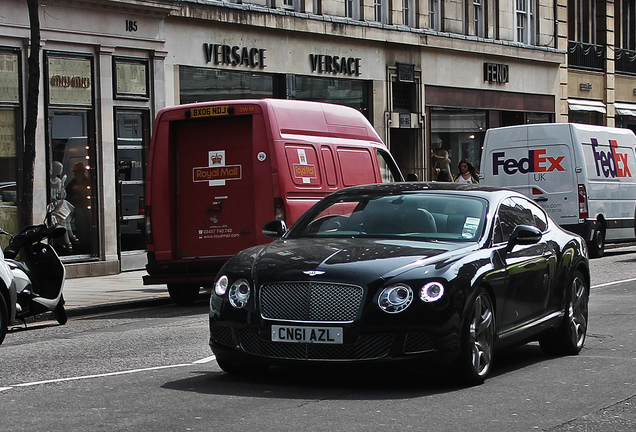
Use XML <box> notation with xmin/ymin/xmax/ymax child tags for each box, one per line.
<box><xmin>337</xmin><ymin>147</ymin><xmax>377</xmax><ymax>186</ymax></box>
<box><xmin>284</xmin><ymin>145</ymin><xmax>322</xmax><ymax>187</ymax></box>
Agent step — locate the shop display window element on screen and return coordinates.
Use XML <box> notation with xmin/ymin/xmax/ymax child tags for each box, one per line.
<box><xmin>430</xmin><ymin>108</ymin><xmax>486</xmax><ymax>180</ymax></box>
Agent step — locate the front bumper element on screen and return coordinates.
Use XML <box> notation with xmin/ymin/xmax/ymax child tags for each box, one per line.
<box><xmin>209</xmin><ymin>322</ymin><xmax>460</xmax><ymax>365</ymax></box>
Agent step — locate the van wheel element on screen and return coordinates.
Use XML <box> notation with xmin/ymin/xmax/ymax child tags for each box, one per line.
<box><xmin>588</xmin><ymin>225</ymin><xmax>605</xmax><ymax>258</ymax></box>
<box><xmin>0</xmin><ymin>294</ymin><xmax>8</xmax><ymax>346</ymax></box>
<box><xmin>167</xmin><ymin>283</ymin><xmax>200</xmax><ymax>305</ymax></box>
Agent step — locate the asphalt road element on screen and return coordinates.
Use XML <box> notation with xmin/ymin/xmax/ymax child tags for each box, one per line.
<box><xmin>1</xmin><ymin>246</ymin><xmax>636</xmax><ymax>431</ymax></box>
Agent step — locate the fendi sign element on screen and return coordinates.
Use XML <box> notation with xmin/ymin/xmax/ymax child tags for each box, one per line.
<box><xmin>484</xmin><ymin>62</ymin><xmax>509</xmax><ymax>83</ymax></box>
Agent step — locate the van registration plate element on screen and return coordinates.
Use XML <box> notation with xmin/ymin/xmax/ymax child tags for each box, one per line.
<box><xmin>271</xmin><ymin>325</ymin><xmax>343</xmax><ymax>344</ymax></box>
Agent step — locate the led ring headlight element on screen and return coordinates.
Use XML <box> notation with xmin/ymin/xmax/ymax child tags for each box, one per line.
<box><xmin>420</xmin><ymin>281</ymin><xmax>445</xmax><ymax>303</ymax></box>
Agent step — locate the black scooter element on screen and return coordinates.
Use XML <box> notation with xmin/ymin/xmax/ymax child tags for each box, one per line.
<box><xmin>0</xmin><ymin>222</ymin><xmax>68</xmax><ymax>326</ymax></box>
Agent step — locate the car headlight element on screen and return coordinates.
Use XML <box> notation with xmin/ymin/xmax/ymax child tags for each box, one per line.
<box><xmin>420</xmin><ymin>281</ymin><xmax>445</xmax><ymax>303</ymax></box>
<box><xmin>378</xmin><ymin>284</ymin><xmax>413</xmax><ymax>313</ymax></box>
<box><xmin>214</xmin><ymin>275</ymin><xmax>229</xmax><ymax>296</ymax></box>
<box><xmin>228</xmin><ymin>279</ymin><xmax>251</xmax><ymax>309</ymax></box>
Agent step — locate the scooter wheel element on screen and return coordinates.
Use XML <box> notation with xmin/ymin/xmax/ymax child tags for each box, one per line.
<box><xmin>53</xmin><ymin>301</ymin><xmax>67</xmax><ymax>325</ymax></box>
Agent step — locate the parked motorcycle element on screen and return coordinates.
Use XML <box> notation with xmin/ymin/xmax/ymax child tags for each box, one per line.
<box><xmin>0</xmin><ymin>221</ymin><xmax>67</xmax><ymax>346</ymax></box>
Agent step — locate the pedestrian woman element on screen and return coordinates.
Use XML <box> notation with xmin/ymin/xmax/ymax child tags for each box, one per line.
<box><xmin>455</xmin><ymin>158</ymin><xmax>479</xmax><ymax>184</ymax></box>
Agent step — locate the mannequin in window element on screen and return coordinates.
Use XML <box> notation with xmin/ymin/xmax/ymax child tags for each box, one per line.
<box><xmin>50</xmin><ymin>161</ymin><xmax>78</xmax><ymax>252</ymax></box>
<box><xmin>66</xmin><ymin>162</ymin><xmax>91</xmax><ymax>253</ymax></box>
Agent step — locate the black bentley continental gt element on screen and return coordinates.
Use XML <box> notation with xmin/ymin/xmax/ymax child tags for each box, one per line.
<box><xmin>209</xmin><ymin>182</ymin><xmax>590</xmax><ymax>384</ymax></box>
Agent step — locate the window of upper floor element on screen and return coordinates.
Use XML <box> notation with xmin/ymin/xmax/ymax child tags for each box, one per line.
<box><xmin>403</xmin><ymin>0</ymin><xmax>417</xmax><ymax>27</ymax></box>
<box><xmin>374</xmin><ymin>0</ymin><xmax>390</xmax><ymax>24</ymax></box>
<box><xmin>568</xmin><ymin>0</ymin><xmax>598</xmax><ymax>44</ymax></box>
<box><xmin>346</xmin><ymin>0</ymin><xmax>360</xmax><ymax>20</ymax></box>
<box><xmin>515</xmin><ymin>0</ymin><xmax>536</xmax><ymax>45</ymax></box>
<box><xmin>472</xmin><ymin>0</ymin><xmax>485</xmax><ymax>37</ymax></box>
<box><xmin>429</xmin><ymin>0</ymin><xmax>441</xmax><ymax>30</ymax></box>
<box><xmin>616</xmin><ymin>0</ymin><xmax>636</xmax><ymax>51</ymax></box>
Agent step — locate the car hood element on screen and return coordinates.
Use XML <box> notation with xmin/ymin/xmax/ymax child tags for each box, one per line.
<box><xmin>247</xmin><ymin>237</ymin><xmax>473</xmax><ymax>286</ymax></box>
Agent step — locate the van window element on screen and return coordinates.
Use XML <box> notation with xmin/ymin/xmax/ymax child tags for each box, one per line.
<box><xmin>337</xmin><ymin>148</ymin><xmax>376</xmax><ymax>186</ymax></box>
<box><xmin>285</xmin><ymin>145</ymin><xmax>321</xmax><ymax>186</ymax></box>
<box><xmin>321</xmin><ymin>147</ymin><xmax>338</xmax><ymax>187</ymax></box>
<box><xmin>377</xmin><ymin>149</ymin><xmax>399</xmax><ymax>182</ymax></box>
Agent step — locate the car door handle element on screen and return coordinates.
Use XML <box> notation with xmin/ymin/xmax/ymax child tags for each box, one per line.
<box><xmin>534</xmin><ymin>197</ymin><xmax>548</xmax><ymax>202</ymax></box>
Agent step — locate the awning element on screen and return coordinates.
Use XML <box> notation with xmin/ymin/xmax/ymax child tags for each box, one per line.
<box><xmin>567</xmin><ymin>99</ymin><xmax>606</xmax><ymax>113</ymax></box>
<box><xmin>615</xmin><ymin>102</ymin><xmax>636</xmax><ymax>117</ymax></box>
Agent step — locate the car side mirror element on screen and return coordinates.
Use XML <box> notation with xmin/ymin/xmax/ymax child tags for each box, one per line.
<box><xmin>263</xmin><ymin>220</ymin><xmax>287</xmax><ymax>239</ymax></box>
<box><xmin>406</xmin><ymin>173</ymin><xmax>419</xmax><ymax>182</ymax></box>
<box><xmin>505</xmin><ymin>225</ymin><xmax>542</xmax><ymax>253</ymax></box>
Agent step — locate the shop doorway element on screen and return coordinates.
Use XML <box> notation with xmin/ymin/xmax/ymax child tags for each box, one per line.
<box><xmin>115</xmin><ymin>110</ymin><xmax>150</xmax><ymax>271</ymax></box>
<box><xmin>390</xmin><ymin>128</ymin><xmax>421</xmax><ymax>180</ymax></box>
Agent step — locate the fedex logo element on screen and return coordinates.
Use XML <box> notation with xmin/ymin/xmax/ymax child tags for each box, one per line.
<box><xmin>492</xmin><ymin>149</ymin><xmax>565</xmax><ymax>175</ymax></box>
<box><xmin>592</xmin><ymin>138</ymin><xmax>632</xmax><ymax>178</ymax></box>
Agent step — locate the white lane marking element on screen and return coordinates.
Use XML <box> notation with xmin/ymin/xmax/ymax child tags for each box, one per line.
<box><xmin>192</xmin><ymin>355</ymin><xmax>216</xmax><ymax>364</ymax></box>
<box><xmin>592</xmin><ymin>277</ymin><xmax>636</xmax><ymax>289</ymax></box>
<box><xmin>0</xmin><ymin>355</ymin><xmax>217</xmax><ymax>392</ymax></box>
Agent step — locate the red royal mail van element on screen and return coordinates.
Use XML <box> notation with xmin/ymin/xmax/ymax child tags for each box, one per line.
<box><xmin>143</xmin><ymin>99</ymin><xmax>404</xmax><ymax>303</ymax></box>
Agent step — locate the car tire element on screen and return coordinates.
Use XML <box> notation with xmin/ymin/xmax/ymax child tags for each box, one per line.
<box><xmin>216</xmin><ymin>357</ymin><xmax>269</xmax><ymax>375</ymax></box>
<box><xmin>588</xmin><ymin>225</ymin><xmax>605</xmax><ymax>258</ymax></box>
<box><xmin>456</xmin><ymin>288</ymin><xmax>495</xmax><ymax>386</ymax></box>
<box><xmin>53</xmin><ymin>298</ymin><xmax>67</xmax><ymax>325</ymax></box>
<box><xmin>540</xmin><ymin>270</ymin><xmax>589</xmax><ymax>356</ymax></box>
<box><xmin>0</xmin><ymin>293</ymin><xmax>8</xmax><ymax>346</ymax></box>
<box><xmin>167</xmin><ymin>283</ymin><xmax>200</xmax><ymax>305</ymax></box>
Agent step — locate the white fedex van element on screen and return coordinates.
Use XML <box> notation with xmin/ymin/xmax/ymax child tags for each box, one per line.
<box><xmin>480</xmin><ymin>123</ymin><xmax>636</xmax><ymax>257</ymax></box>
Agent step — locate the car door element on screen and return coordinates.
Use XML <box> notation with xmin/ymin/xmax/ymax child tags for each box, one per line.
<box><xmin>496</xmin><ymin>197</ymin><xmax>553</xmax><ymax>331</ymax></box>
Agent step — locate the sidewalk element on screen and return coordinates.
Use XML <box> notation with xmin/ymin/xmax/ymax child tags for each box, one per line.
<box><xmin>63</xmin><ymin>270</ymin><xmax>173</xmax><ymax>316</ymax></box>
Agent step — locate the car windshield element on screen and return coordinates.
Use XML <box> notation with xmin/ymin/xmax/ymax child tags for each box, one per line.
<box><xmin>289</xmin><ymin>192</ymin><xmax>488</xmax><ymax>242</ymax></box>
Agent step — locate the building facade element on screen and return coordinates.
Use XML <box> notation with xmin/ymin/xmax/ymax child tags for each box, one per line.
<box><xmin>3</xmin><ymin>0</ymin><xmax>625</xmax><ymax>278</ymax></box>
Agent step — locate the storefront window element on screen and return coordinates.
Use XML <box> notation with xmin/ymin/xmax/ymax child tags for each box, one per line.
<box><xmin>48</xmin><ymin>111</ymin><xmax>98</xmax><ymax>258</ymax></box>
<box><xmin>294</xmin><ymin>76</ymin><xmax>369</xmax><ymax>117</ymax></box>
<box><xmin>430</xmin><ymin>108</ymin><xmax>486</xmax><ymax>180</ymax></box>
<box><xmin>179</xmin><ymin>67</ymin><xmax>276</xmax><ymax>103</ymax></box>
<box><xmin>0</xmin><ymin>52</ymin><xmax>20</xmax><ymax>247</ymax></box>
<box><xmin>0</xmin><ymin>108</ymin><xmax>18</xmax><ymax>247</ymax></box>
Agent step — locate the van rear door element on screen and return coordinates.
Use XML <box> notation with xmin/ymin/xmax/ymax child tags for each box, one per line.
<box><xmin>175</xmin><ymin>114</ymin><xmax>256</xmax><ymax>259</ymax></box>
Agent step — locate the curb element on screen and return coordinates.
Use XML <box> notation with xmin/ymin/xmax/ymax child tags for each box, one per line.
<box><xmin>65</xmin><ymin>296</ymin><xmax>174</xmax><ymax>318</ymax></box>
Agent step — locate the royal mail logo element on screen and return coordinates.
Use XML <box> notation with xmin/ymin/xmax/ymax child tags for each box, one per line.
<box><xmin>293</xmin><ymin>164</ymin><xmax>316</xmax><ymax>178</ymax></box>
<box><xmin>210</xmin><ymin>153</ymin><xmax>223</xmax><ymax>165</ymax></box>
<box><xmin>492</xmin><ymin>149</ymin><xmax>565</xmax><ymax>175</ymax></box>
<box><xmin>193</xmin><ymin>165</ymin><xmax>242</xmax><ymax>182</ymax></box>
<box><xmin>592</xmin><ymin>138</ymin><xmax>632</xmax><ymax>178</ymax></box>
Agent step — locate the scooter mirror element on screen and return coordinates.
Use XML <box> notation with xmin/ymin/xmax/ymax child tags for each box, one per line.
<box><xmin>46</xmin><ymin>225</ymin><xmax>67</xmax><ymax>239</ymax></box>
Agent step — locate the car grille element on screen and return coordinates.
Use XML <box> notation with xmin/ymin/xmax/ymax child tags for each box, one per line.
<box><xmin>210</xmin><ymin>326</ymin><xmax>234</xmax><ymax>347</ymax></box>
<box><xmin>237</xmin><ymin>329</ymin><xmax>392</xmax><ymax>361</ymax></box>
<box><xmin>259</xmin><ymin>282</ymin><xmax>364</xmax><ymax>323</ymax></box>
<box><xmin>404</xmin><ymin>332</ymin><xmax>435</xmax><ymax>354</ymax></box>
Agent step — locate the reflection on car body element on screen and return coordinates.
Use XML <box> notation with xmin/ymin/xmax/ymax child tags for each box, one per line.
<box><xmin>209</xmin><ymin>182</ymin><xmax>590</xmax><ymax>385</ymax></box>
